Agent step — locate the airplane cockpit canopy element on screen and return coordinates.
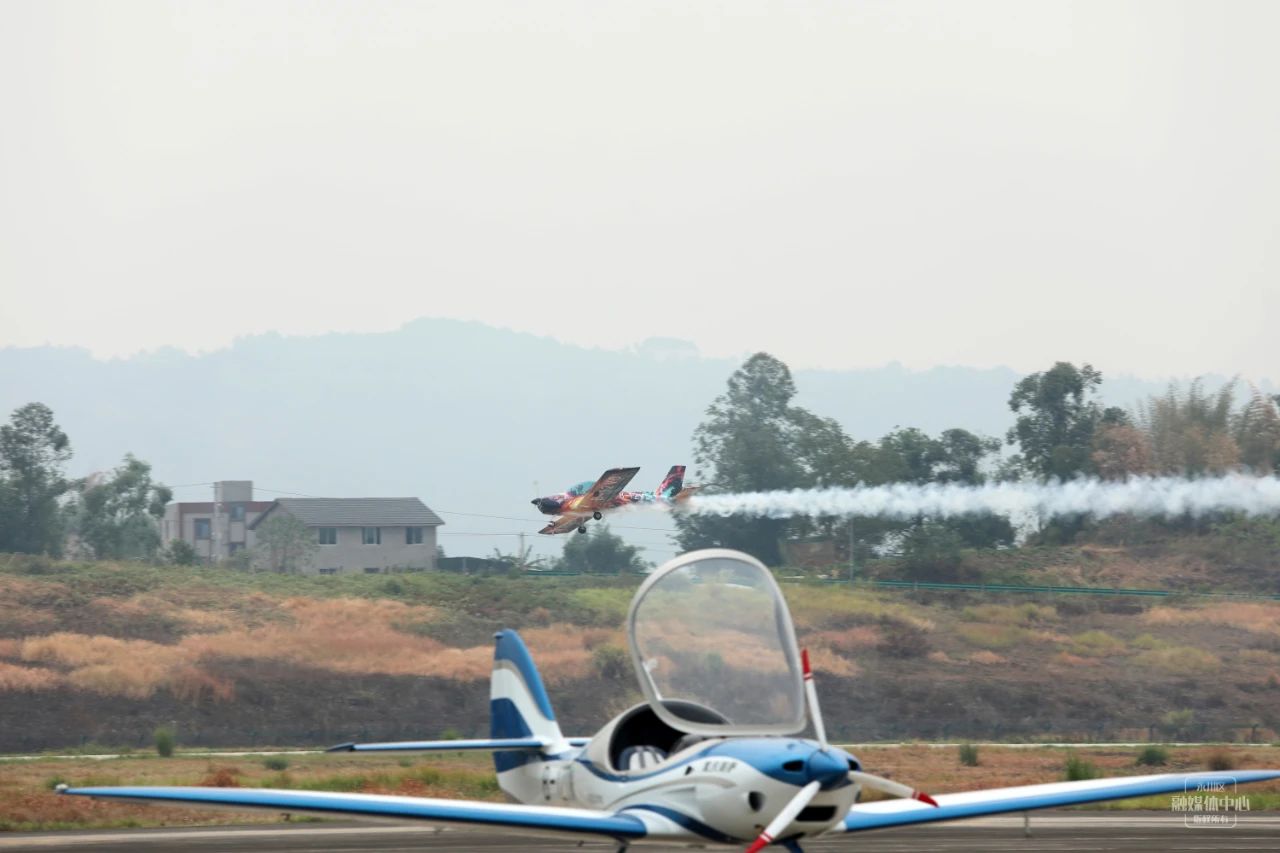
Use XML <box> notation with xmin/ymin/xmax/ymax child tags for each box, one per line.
<box><xmin>626</xmin><ymin>549</ymin><xmax>806</xmax><ymax>737</ymax></box>
<box><xmin>567</xmin><ymin>480</ymin><xmax>594</xmax><ymax>497</ymax></box>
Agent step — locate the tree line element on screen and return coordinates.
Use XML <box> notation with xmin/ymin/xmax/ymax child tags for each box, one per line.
<box><xmin>4</xmin><ymin>358</ymin><xmax>1278</xmax><ymax>573</ymax></box>
<box><xmin>0</xmin><ymin>403</ymin><xmax>171</xmax><ymax>560</ymax></box>
<box><xmin>676</xmin><ymin>354</ymin><xmax>1280</xmax><ymax>567</ymax></box>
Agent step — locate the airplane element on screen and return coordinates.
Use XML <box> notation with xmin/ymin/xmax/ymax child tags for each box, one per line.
<box><xmin>60</xmin><ymin>548</ymin><xmax>1280</xmax><ymax>851</ymax></box>
<box><xmin>531</xmin><ymin>465</ymin><xmax>699</xmax><ymax>535</ymax></box>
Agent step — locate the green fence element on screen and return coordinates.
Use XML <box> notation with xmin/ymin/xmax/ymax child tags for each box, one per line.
<box><xmin>780</xmin><ymin>576</ymin><xmax>1280</xmax><ymax>601</ymax></box>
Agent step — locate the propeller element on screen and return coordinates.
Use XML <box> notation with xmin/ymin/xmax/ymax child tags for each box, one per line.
<box><xmin>743</xmin><ymin>649</ymin><xmax>940</xmax><ymax>851</ymax></box>
<box><xmin>745</xmin><ymin>780</ymin><xmax>821</xmax><ymax>853</ymax></box>
<box><xmin>848</xmin><ymin>770</ymin><xmax>939</xmax><ymax>807</ymax></box>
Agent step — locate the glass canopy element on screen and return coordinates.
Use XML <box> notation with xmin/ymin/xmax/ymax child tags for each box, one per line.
<box><xmin>626</xmin><ymin>549</ymin><xmax>806</xmax><ymax>736</ymax></box>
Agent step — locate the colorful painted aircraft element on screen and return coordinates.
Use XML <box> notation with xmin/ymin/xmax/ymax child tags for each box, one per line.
<box><xmin>531</xmin><ymin>465</ymin><xmax>699</xmax><ymax>534</ymax></box>
<box><xmin>60</xmin><ymin>549</ymin><xmax>1280</xmax><ymax>851</ymax></box>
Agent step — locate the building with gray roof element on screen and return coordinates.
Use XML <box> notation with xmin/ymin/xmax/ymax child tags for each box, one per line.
<box><xmin>250</xmin><ymin>496</ymin><xmax>444</xmax><ymax>575</ymax></box>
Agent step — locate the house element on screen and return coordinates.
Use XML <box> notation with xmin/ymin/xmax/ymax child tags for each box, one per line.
<box><xmin>249</xmin><ymin>497</ymin><xmax>444</xmax><ymax>575</ymax></box>
<box><xmin>161</xmin><ymin>481</ymin><xmax>273</xmax><ymax>562</ymax></box>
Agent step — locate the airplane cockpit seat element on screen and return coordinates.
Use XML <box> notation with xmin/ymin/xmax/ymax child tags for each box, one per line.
<box><xmin>618</xmin><ymin>745</ymin><xmax>667</xmax><ymax>770</ymax></box>
<box><xmin>606</xmin><ymin>699</ymin><xmax>730</xmax><ymax>773</ymax></box>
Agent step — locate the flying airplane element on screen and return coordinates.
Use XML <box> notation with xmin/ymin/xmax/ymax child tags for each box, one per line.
<box><xmin>531</xmin><ymin>465</ymin><xmax>699</xmax><ymax>534</ymax></box>
<box><xmin>60</xmin><ymin>549</ymin><xmax>1280</xmax><ymax>851</ymax></box>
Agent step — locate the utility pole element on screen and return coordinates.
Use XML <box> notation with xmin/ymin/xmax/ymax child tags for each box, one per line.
<box><xmin>211</xmin><ymin>483</ymin><xmax>220</xmax><ymax>566</ymax></box>
<box><xmin>847</xmin><ymin>520</ymin><xmax>855</xmax><ymax>585</ymax></box>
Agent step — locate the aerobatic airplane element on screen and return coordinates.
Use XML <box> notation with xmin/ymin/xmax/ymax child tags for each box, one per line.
<box><xmin>531</xmin><ymin>465</ymin><xmax>699</xmax><ymax>534</ymax></box>
<box><xmin>60</xmin><ymin>549</ymin><xmax>1280</xmax><ymax>851</ymax></box>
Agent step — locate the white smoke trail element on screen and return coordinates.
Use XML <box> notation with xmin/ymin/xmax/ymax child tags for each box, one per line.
<box><xmin>683</xmin><ymin>475</ymin><xmax>1280</xmax><ymax>521</ymax></box>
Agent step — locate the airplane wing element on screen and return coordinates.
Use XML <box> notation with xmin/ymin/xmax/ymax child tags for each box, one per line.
<box><xmin>834</xmin><ymin>770</ymin><xmax>1280</xmax><ymax>834</ymax></box>
<box><xmin>578</xmin><ymin>466</ymin><xmax>640</xmax><ymax>508</ymax></box>
<box><xmin>57</xmin><ymin>786</ymin><xmax>671</xmax><ymax>843</ymax></box>
<box><xmin>328</xmin><ymin>737</ymin><xmax>589</xmax><ymax>753</ymax></box>
<box><xmin>538</xmin><ymin>514</ymin><xmax>586</xmax><ymax>535</ymax></box>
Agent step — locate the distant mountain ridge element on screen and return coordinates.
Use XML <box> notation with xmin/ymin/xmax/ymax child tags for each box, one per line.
<box><xmin>0</xmin><ymin>319</ymin><xmax>1258</xmax><ymax>559</ymax></box>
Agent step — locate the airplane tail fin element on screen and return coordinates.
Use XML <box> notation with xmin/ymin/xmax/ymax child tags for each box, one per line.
<box><xmin>657</xmin><ymin>465</ymin><xmax>686</xmax><ymax>500</ymax></box>
<box><xmin>490</xmin><ymin>630</ymin><xmax>564</xmax><ymax>772</ymax></box>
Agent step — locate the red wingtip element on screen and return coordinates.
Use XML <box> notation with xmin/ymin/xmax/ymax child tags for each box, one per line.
<box><xmin>745</xmin><ymin>834</ymin><xmax>772</xmax><ymax>853</ymax></box>
<box><xmin>915</xmin><ymin>791</ymin><xmax>939</xmax><ymax>807</ymax></box>
<box><xmin>801</xmin><ymin>648</ymin><xmax>812</xmax><ymax>677</ymax></box>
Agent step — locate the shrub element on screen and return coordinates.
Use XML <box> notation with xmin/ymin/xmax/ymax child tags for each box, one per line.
<box><xmin>898</xmin><ymin>523</ymin><xmax>966</xmax><ymax>582</ymax></box>
<box><xmin>165</xmin><ymin>540</ymin><xmax>198</xmax><ymax>566</ymax></box>
<box><xmin>1159</xmin><ymin>709</ymin><xmax>1196</xmax><ymax>740</ymax></box>
<box><xmin>1069</xmin><ymin>630</ymin><xmax>1126</xmax><ymax>657</ymax></box>
<box><xmin>1064</xmin><ymin>754</ymin><xmax>1098</xmax><ymax>781</ymax></box>
<box><xmin>592</xmin><ymin>644</ymin><xmax>630</xmax><ymax>680</ymax></box>
<box><xmin>954</xmin><ymin>623</ymin><xmax>1029</xmax><ymax>650</ymax></box>
<box><xmin>262</xmin><ymin>755</ymin><xmax>290</xmax><ymax>771</ymax></box>
<box><xmin>1136</xmin><ymin>646</ymin><xmax>1218</xmax><ymax>673</ymax></box>
<box><xmin>876</xmin><ymin>617</ymin><xmax>929</xmax><ymax>658</ymax></box>
<box><xmin>153</xmin><ymin>726</ymin><xmax>175</xmax><ymax>757</ymax></box>
<box><xmin>1206</xmin><ymin>750</ymin><xmax>1236</xmax><ymax>771</ymax></box>
<box><xmin>958</xmin><ymin>743</ymin><xmax>980</xmax><ymax>767</ymax></box>
<box><xmin>1135</xmin><ymin>745</ymin><xmax>1169</xmax><ymax>766</ymax></box>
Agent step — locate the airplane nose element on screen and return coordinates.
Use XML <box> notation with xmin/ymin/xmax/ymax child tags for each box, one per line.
<box><xmin>807</xmin><ymin>749</ymin><xmax>850</xmax><ymax>790</ymax></box>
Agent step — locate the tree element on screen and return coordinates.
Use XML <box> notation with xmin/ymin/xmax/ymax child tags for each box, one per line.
<box><xmin>557</xmin><ymin>524</ymin><xmax>648</xmax><ymax>574</ymax></box>
<box><xmin>1138</xmin><ymin>380</ymin><xmax>1240</xmax><ymax>475</ymax></box>
<box><xmin>1091</xmin><ymin>423</ymin><xmax>1154</xmax><ymax>480</ymax></box>
<box><xmin>0</xmin><ymin>403</ymin><xmax>73</xmax><ymax>555</ymax></box>
<box><xmin>253</xmin><ymin>513</ymin><xmax>318</xmax><ymax>573</ymax></box>
<box><xmin>69</xmin><ymin>454</ymin><xmax>172</xmax><ymax>559</ymax></box>
<box><xmin>675</xmin><ymin>353</ymin><xmax>813</xmax><ymax>565</ymax></box>
<box><xmin>1006</xmin><ymin>362</ymin><xmax>1113</xmax><ymax>480</ymax></box>
<box><xmin>873</xmin><ymin>427</ymin><xmax>1014</xmax><ymax>549</ymax></box>
<box><xmin>1235</xmin><ymin>388</ymin><xmax>1280</xmax><ymax>474</ymax></box>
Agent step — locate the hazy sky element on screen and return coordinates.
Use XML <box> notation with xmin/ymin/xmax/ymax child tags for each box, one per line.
<box><xmin>2</xmin><ymin>1</ymin><xmax>1277</xmax><ymax>378</ymax></box>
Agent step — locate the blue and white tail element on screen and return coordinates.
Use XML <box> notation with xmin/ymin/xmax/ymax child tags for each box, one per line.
<box><xmin>491</xmin><ymin>630</ymin><xmax>565</xmax><ymax>774</ymax></box>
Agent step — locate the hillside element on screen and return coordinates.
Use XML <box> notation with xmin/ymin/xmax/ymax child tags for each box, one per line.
<box><xmin>2</xmin><ymin>544</ymin><xmax>1279</xmax><ymax>754</ymax></box>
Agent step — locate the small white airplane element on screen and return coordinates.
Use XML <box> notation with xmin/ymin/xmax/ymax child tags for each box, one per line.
<box><xmin>61</xmin><ymin>549</ymin><xmax>1280</xmax><ymax>851</ymax></box>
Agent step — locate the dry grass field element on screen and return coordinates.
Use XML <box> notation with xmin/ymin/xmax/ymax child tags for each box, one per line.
<box><xmin>2</xmin><ymin>542</ymin><xmax>1280</xmax><ymax>832</ymax></box>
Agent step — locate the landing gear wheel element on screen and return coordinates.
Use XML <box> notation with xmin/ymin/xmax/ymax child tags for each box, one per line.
<box><xmin>577</xmin><ymin>526</ymin><xmax>588</xmax><ymax>534</ymax></box>
<box><xmin>593</xmin><ymin>511</ymin><xmax>603</xmax><ymax>520</ymax></box>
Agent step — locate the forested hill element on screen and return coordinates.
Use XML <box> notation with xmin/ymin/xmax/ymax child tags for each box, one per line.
<box><xmin>0</xmin><ymin>319</ymin><xmax>1223</xmax><ymax>559</ymax></box>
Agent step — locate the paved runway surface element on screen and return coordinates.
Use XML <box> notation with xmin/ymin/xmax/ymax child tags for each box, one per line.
<box><xmin>2</xmin><ymin>814</ymin><xmax>1278</xmax><ymax>851</ymax></box>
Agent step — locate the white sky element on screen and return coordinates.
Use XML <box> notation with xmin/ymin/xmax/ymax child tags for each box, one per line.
<box><xmin>2</xmin><ymin>1</ymin><xmax>1277</xmax><ymax>377</ymax></box>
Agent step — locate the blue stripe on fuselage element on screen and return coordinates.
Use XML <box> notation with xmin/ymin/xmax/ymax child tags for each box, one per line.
<box><xmin>576</xmin><ymin>739</ymin><xmax>851</xmax><ymax>790</ymax></box>
<box><xmin>617</xmin><ymin>804</ymin><xmax>740</xmax><ymax>844</ymax></box>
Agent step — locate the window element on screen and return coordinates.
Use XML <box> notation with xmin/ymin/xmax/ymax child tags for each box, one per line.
<box><xmin>406</xmin><ymin>526</ymin><xmax>424</xmax><ymax>545</ymax></box>
<box><xmin>363</xmin><ymin>567</ymin><xmax>382</xmax><ymax>574</ymax></box>
<box><xmin>319</xmin><ymin>567</ymin><xmax>340</xmax><ymax>575</ymax></box>
<box><xmin>318</xmin><ymin>527</ymin><xmax>337</xmax><ymax>545</ymax></box>
<box><xmin>228</xmin><ymin>542</ymin><xmax>244</xmax><ymax>555</ymax></box>
<box><xmin>194</xmin><ymin>518</ymin><xmax>211</xmax><ymax>540</ymax></box>
<box><xmin>229</xmin><ymin>504</ymin><xmax>246</xmax><ymax>522</ymax></box>
<box><xmin>361</xmin><ymin>527</ymin><xmax>381</xmax><ymax>545</ymax></box>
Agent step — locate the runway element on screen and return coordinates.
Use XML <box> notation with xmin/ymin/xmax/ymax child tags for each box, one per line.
<box><xmin>2</xmin><ymin>814</ymin><xmax>1278</xmax><ymax>852</ymax></box>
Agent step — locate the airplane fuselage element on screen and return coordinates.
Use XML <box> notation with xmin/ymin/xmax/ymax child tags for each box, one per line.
<box><xmin>532</xmin><ymin>490</ymin><xmax>664</xmax><ymax>518</ymax></box>
<box><xmin>498</xmin><ymin>735</ymin><xmax>860</xmax><ymax>845</ymax></box>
